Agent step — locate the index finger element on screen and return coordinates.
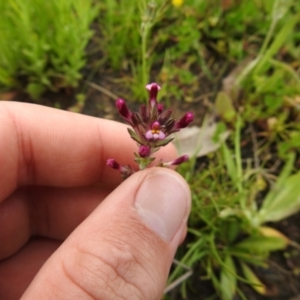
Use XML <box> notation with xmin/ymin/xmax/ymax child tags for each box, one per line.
<box><xmin>0</xmin><ymin>102</ymin><xmax>177</xmax><ymax>200</ymax></box>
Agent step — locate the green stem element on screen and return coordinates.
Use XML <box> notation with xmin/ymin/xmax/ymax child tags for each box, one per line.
<box><xmin>141</xmin><ymin>24</ymin><xmax>149</xmax><ymax>92</ymax></box>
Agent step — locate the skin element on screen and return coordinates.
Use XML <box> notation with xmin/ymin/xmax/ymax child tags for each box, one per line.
<box><xmin>0</xmin><ymin>102</ymin><xmax>188</xmax><ymax>300</ymax></box>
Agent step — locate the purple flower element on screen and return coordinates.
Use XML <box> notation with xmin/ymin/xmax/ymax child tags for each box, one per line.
<box><xmin>115</xmin><ymin>82</ymin><xmax>194</xmax><ymax>149</ymax></box>
<box><xmin>145</xmin><ymin>121</ymin><xmax>166</xmax><ymax>141</ymax></box>
<box><xmin>114</xmin><ymin>83</ymin><xmax>194</xmax><ymax>148</ymax></box>
<box><xmin>107</xmin><ymin>82</ymin><xmax>193</xmax><ymax>178</ymax></box>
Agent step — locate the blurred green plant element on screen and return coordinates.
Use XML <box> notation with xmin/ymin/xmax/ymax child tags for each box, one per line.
<box><xmin>98</xmin><ymin>0</ymin><xmax>140</xmax><ymax>71</ymax></box>
<box><xmin>168</xmin><ymin>117</ymin><xmax>300</xmax><ymax>299</ymax></box>
<box><xmin>133</xmin><ymin>0</ymin><xmax>169</xmax><ymax>98</ymax></box>
<box><xmin>97</xmin><ymin>0</ymin><xmax>296</xmax><ymax>103</ymax></box>
<box><xmin>0</xmin><ymin>0</ymin><xmax>98</xmax><ymax>99</ymax></box>
<box><xmin>98</xmin><ymin>0</ymin><xmax>170</xmax><ymax>100</ymax></box>
<box><xmin>236</xmin><ymin>0</ymin><xmax>300</xmax><ymax>117</ymax></box>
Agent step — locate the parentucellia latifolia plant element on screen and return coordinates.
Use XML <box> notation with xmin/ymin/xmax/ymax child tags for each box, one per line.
<box><xmin>107</xmin><ymin>83</ymin><xmax>194</xmax><ymax>178</ymax></box>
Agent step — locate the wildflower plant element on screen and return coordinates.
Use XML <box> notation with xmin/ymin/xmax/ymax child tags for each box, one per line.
<box><xmin>107</xmin><ymin>83</ymin><xmax>194</xmax><ymax>178</ymax></box>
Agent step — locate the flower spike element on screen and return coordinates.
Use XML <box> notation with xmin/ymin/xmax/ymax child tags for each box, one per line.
<box><xmin>107</xmin><ymin>83</ymin><xmax>193</xmax><ymax>179</ymax></box>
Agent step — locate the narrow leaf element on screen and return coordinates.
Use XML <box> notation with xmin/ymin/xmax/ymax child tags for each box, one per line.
<box><xmin>220</xmin><ymin>255</ymin><xmax>237</xmax><ymax>300</ymax></box>
<box><xmin>258</xmin><ymin>171</ymin><xmax>300</xmax><ymax>223</ymax></box>
<box><xmin>154</xmin><ymin>138</ymin><xmax>174</xmax><ymax>147</ymax></box>
<box><xmin>260</xmin><ymin>152</ymin><xmax>295</xmax><ymax>210</ymax></box>
<box><xmin>258</xmin><ymin>226</ymin><xmax>290</xmax><ymax>246</ymax></box>
<box><xmin>232</xmin><ymin>236</ymin><xmax>287</xmax><ymax>253</ymax></box>
<box><xmin>215</xmin><ymin>92</ymin><xmax>236</xmax><ymax>122</ymax></box>
<box><xmin>221</xmin><ymin>142</ymin><xmax>237</xmax><ymax>183</ymax></box>
<box><xmin>240</xmin><ymin>262</ymin><xmax>266</xmax><ymax>295</ymax></box>
<box><xmin>127</xmin><ymin>128</ymin><xmax>143</xmax><ymax>144</ymax></box>
<box><xmin>254</xmin><ymin>16</ymin><xmax>298</xmax><ymax>75</ymax></box>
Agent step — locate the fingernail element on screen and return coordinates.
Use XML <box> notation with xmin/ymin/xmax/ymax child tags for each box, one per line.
<box><xmin>134</xmin><ymin>170</ymin><xmax>190</xmax><ymax>242</ymax></box>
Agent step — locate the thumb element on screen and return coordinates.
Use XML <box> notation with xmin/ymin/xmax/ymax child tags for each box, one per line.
<box><xmin>21</xmin><ymin>168</ymin><xmax>191</xmax><ymax>300</ymax></box>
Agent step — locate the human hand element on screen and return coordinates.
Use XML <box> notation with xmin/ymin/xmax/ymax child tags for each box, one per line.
<box><xmin>0</xmin><ymin>102</ymin><xmax>191</xmax><ymax>300</ymax></box>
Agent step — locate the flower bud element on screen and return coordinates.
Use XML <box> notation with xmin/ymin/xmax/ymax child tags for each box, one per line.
<box><xmin>175</xmin><ymin>112</ymin><xmax>194</xmax><ymax>129</ymax></box>
<box><xmin>146</xmin><ymin>83</ymin><xmax>161</xmax><ymax>108</ymax></box>
<box><xmin>171</xmin><ymin>155</ymin><xmax>189</xmax><ymax>165</ymax></box>
<box><xmin>138</xmin><ymin>145</ymin><xmax>151</xmax><ymax>157</ymax></box>
<box><xmin>107</xmin><ymin>159</ymin><xmax>120</xmax><ymax>169</ymax></box>
<box><xmin>157</xmin><ymin>103</ymin><xmax>164</xmax><ymax>113</ymax></box>
<box><xmin>116</xmin><ymin>99</ymin><xmax>131</xmax><ymax>121</ymax></box>
<box><xmin>158</xmin><ymin>108</ymin><xmax>172</xmax><ymax>124</ymax></box>
<box><xmin>139</xmin><ymin>104</ymin><xmax>149</xmax><ymax>122</ymax></box>
<box><xmin>164</xmin><ymin>155</ymin><xmax>189</xmax><ymax>167</ymax></box>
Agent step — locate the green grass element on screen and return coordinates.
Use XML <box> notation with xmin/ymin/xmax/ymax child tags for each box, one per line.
<box><xmin>97</xmin><ymin>0</ymin><xmax>300</xmax><ymax>106</ymax></box>
<box><xmin>0</xmin><ymin>0</ymin><xmax>97</xmax><ymax>99</ymax></box>
<box><xmin>97</xmin><ymin>0</ymin><xmax>140</xmax><ymax>71</ymax></box>
<box><xmin>169</xmin><ymin>119</ymin><xmax>300</xmax><ymax>299</ymax></box>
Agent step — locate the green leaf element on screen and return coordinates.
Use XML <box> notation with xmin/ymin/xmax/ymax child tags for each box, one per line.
<box><xmin>220</xmin><ymin>255</ymin><xmax>237</xmax><ymax>300</ymax></box>
<box><xmin>221</xmin><ymin>143</ymin><xmax>237</xmax><ymax>184</ymax></box>
<box><xmin>232</xmin><ymin>236</ymin><xmax>287</xmax><ymax>253</ymax></box>
<box><xmin>215</xmin><ymin>92</ymin><xmax>236</xmax><ymax>122</ymax></box>
<box><xmin>154</xmin><ymin>138</ymin><xmax>174</xmax><ymax>147</ymax></box>
<box><xmin>272</xmin><ymin>152</ymin><xmax>295</xmax><ymax>188</ymax></box>
<box><xmin>229</xmin><ymin>251</ymin><xmax>267</xmax><ymax>267</ymax></box>
<box><xmin>240</xmin><ymin>262</ymin><xmax>267</xmax><ymax>295</ymax></box>
<box><xmin>258</xmin><ymin>226</ymin><xmax>289</xmax><ymax>246</ymax></box>
<box><xmin>134</xmin><ymin>155</ymin><xmax>155</xmax><ymax>170</ymax></box>
<box><xmin>258</xmin><ymin>170</ymin><xmax>300</xmax><ymax>223</ymax></box>
<box><xmin>272</xmin><ymin>0</ymin><xmax>293</xmax><ymax>21</ymax></box>
<box><xmin>127</xmin><ymin>128</ymin><xmax>143</xmax><ymax>144</ymax></box>
<box><xmin>254</xmin><ymin>15</ymin><xmax>298</xmax><ymax>75</ymax></box>
<box><xmin>226</xmin><ymin>219</ymin><xmax>241</xmax><ymax>244</ymax></box>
